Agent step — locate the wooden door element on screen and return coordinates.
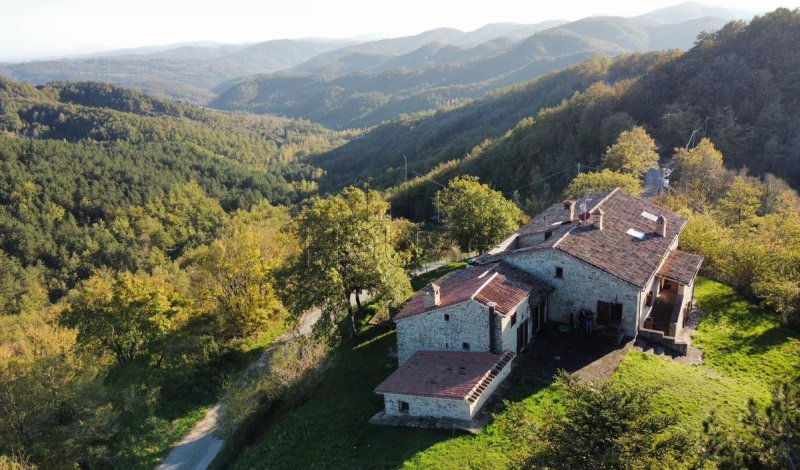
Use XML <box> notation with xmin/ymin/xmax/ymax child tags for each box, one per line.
<box><xmin>517</xmin><ymin>320</ymin><xmax>529</xmax><ymax>353</ymax></box>
<box><xmin>610</xmin><ymin>303</ymin><xmax>623</xmax><ymax>326</ymax></box>
<box><xmin>597</xmin><ymin>301</ymin><xmax>610</xmax><ymax>325</ymax></box>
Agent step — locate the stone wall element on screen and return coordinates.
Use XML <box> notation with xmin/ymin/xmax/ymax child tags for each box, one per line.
<box><xmin>396</xmin><ymin>300</ymin><xmax>490</xmax><ymax>365</ymax></box>
<box><xmin>499</xmin><ymin>297</ymin><xmax>530</xmax><ymax>352</ymax></box>
<box><xmin>467</xmin><ymin>355</ymin><xmax>513</xmax><ymax>417</ymax></box>
<box><xmin>383</xmin><ymin>393</ymin><xmax>470</xmax><ymax>420</ymax></box>
<box><xmin>503</xmin><ymin>249</ymin><xmax>643</xmax><ymax>337</ymax></box>
<box><xmin>381</xmin><ymin>354</ymin><xmax>514</xmax><ymax>421</ymax></box>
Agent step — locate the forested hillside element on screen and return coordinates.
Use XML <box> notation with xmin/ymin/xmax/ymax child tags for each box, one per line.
<box><xmin>313</xmin><ymin>9</ymin><xmax>800</xmax><ymax>219</ymax></box>
<box><xmin>209</xmin><ymin>13</ymin><xmax>729</xmax><ymax>128</ymax></box>
<box><xmin>0</xmin><ymin>78</ymin><xmax>344</xmax><ymax>296</ymax></box>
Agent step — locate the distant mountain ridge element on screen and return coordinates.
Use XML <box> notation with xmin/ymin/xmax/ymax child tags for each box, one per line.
<box><xmin>210</xmin><ymin>8</ymin><xmax>737</xmax><ymax>128</ymax></box>
<box><xmin>0</xmin><ymin>2</ymin><xmax>753</xmax><ymax>118</ymax></box>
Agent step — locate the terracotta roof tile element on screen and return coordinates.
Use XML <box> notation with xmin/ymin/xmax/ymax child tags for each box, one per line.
<box><xmin>374</xmin><ymin>351</ymin><xmax>502</xmax><ymax>399</ymax></box>
<box><xmin>394</xmin><ymin>263</ymin><xmax>552</xmax><ymax>321</ymax></box>
<box><xmin>479</xmin><ymin>189</ymin><xmax>695</xmax><ymax>288</ymax></box>
<box><xmin>658</xmin><ymin>250</ymin><xmax>704</xmax><ymax>285</ymax></box>
<box><xmin>554</xmin><ymin>190</ymin><xmax>688</xmax><ymax>287</ymax></box>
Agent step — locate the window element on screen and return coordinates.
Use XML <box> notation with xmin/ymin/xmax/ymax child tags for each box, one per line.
<box><xmin>444</xmin><ymin>314</ymin><xmax>450</xmax><ymax>321</ymax></box>
<box><xmin>462</xmin><ymin>342</ymin><xmax>470</xmax><ymax>351</ymax></box>
<box><xmin>646</xmin><ymin>291</ymin><xmax>654</xmax><ymax>307</ymax></box>
<box><xmin>399</xmin><ymin>401</ymin><xmax>409</xmax><ymax>413</ymax></box>
<box><xmin>544</xmin><ymin>230</ymin><xmax>553</xmax><ymax>241</ymax></box>
<box><xmin>510</xmin><ymin>312</ymin><xmax>517</xmax><ymax>326</ymax></box>
<box><xmin>555</xmin><ymin>267</ymin><xmax>564</xmax><ymax>279</ymax></box>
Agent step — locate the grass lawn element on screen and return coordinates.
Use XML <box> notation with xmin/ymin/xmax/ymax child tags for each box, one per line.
<box><xmin>612</xmin><ymin>278</ymin><xmax>800</xmax><ymax>433</ymax></box>
<box><xmin>230</xmin><ymin>277</ymin><xmax>800</xmax><ymax>469</ymax></box>
<box><xmin>411</xmin><ymin>262</ymin><xmax>467</xmax><ymax>291</ymax></box>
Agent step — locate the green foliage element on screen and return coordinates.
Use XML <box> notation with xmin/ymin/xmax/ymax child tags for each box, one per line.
<box><xmin>183</xmin><ymin>204</ymin><xmax>296</xmax><ymax>340</ymax></box>
<box><xmin>704</xmin><ymin>379</ymin><xmax>800</xmax><ymax>469</ymax></box>
<box><xmin>285</xmin><ymin>187</ymin><xmax>411</xmax><ymax>337</ymax></box>
<box><xmin>563</xmin><ymin>169</ymin><xmax>643</xmax><ymax>198</ymax></box>
<box><xmin>0</xmin><ymin>251</ymin><xmax>47</xmax><ymax>315</ymax></box>
<box><xmin>601</xmin><ymin>126</ymin><xmax>660</xmax><ymax>176</ymax></box>
<box><xmin>673</xmin><ymin>138</ymin><xmax>727</xmax><ymax>204</ymax></box>
<box><xmin>435</xmin><ymin>176</ymin><xmax>525</xmax><ymax>253</ymax></box>
<box><xmin>518</xmin><ymin>371</ymin><xmax>690</xmax><ymax>469</ymax></box>
<box><xmin>678</xmin><ymin>168</ymin><xmax>800</xmax><ymax>325</ymax></box>
<box><xmin>718</xmin><ymin>176</ymin><xmax>764</xmax><ymax>225</ymax></box>
<box><xmin>62</xmin><ymin>269</ymin><xmax>181</xmax><ymax>367</ymax></box>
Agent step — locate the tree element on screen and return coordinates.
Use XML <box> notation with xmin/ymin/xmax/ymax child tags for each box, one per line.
<box><xmin>674</xmin><ymin>138</ymin><xmax>727</xmax><ymax>203</ymax></box>
<box><xmin>145</xmin><ymin>181</ymin><xmax>228</xmax><ymax>258</ymax></box>
<box><xmin>184</xmin><ymin>204</ymin><xmax>296</xmax><ymax>339</ymax></box>
<box><xmin>718</xmin><ymin>176</ymin><xmax>764</xmax><ymax>226</ymax></box>
<box><xmin>435</xmin><ymin>176</ymin><xmax>525</xmax><ymax>254</ymax></box>
<box><xmin>704</xmin><ymin>379</ymin><xmax>800</xmax><ymax>469</ymax></box>
<box><xmin>285</xmin><ymin>187</ymin><xmax>411</xmax><ymax>337</ymax></box>
<box><xmin>520</xmin><ymin>372</ymin><xmax>690</xmax><ymax>469</ymax></box>
<box><xmin>61</xmin><ymin>269</ymin><xmax>180</xmax><ymax>367</ymax></box>
<box><xmin>601</xmin><ymin>126</ymin><xmax>660</xmax><ymax>176</ymax></box>
<box><xmin>563</xmin><ymin>169</ymin><xmax>643</xmax><ymax>198</ymax></box>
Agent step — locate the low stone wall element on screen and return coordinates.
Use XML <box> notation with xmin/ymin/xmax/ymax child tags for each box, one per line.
<box><xmin>467</xmin><ymin>353</ymin><xmax>513</xmax><ymax>417</ymax></box>
<box><xmin>638</xmin><ymin>328</ymin><xmax>688</xmax><ymax>355</ymax></box>
<box><xmin>383</xmin><ymin>393</ymin><xmax>471</xmax><ymax>421</ymax></box>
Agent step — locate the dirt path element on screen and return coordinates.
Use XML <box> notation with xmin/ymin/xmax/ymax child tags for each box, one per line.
<box><xmin>155</xmin><ymin>309</ymin><xmax>321</xmax><ymax>470</ymax></box>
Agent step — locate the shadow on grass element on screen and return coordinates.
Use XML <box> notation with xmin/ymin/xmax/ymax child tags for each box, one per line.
<box><xmin>227</xmin><ymin>323</ymin><xmax>458</xmax><ymax>469</ymax></box>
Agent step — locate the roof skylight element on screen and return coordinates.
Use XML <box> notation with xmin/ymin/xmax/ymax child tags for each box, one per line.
<box><xmin>627</xmin><ymin>228</ymin><xmax>646</xmax><ymax>240</ymax></box>
<box><xmin>641</xmin><ymin>211</ymin><xmax>659</xmax><ymax>222</ymax></box>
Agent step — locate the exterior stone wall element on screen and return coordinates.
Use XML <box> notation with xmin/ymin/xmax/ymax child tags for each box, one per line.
<box><xmin>503</xmin><ymin>249</ymin><xmax>642</xmax><ymax>337</ymax></box>
<box><xmin>499</xmin><ymin>297</ymin><xmax>530</xmax><ymax>352</ymax></box>
<box><xmin>381</xmin><ymin>354</ymin><xmax>514</xmax><ymax>420</ymax></box>
<box><xmin>467</xmin><ymin>355</ymin><xmax>513</xmax><ymax>417</ymax></box>
<box><xmin>396</xmin><ymin>300</ymin><xmax>490</xmax><ymax>365</ymax></box>
<box><xmin>382</xmin><ymin>393</ymin><xmax>470</xmax><ymax>420</ymax></box>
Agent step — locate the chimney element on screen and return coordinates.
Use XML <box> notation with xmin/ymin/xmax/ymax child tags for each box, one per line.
<box><xmin>423</xmin><ymin>282</ymin><xmax>440</xmax><ymax>309</ymax></box>
<box><xmin>657</xmin><ymin>215</ymin><xmax>667</xmax><ymax>237</ymax></box>
<box><xmin>487</xmin><ymin>302</ymin><xmax>498</xmax><ymax>354</ymax></box>
<box><xmin>592</xmin><ymin>208</ymin><xmax>605</xmax><ymax>230</ymax></box>
<box><xmin>563</xmin><ymin>200</ymin><xmax>576</xmax><ymax>222</ymax></box>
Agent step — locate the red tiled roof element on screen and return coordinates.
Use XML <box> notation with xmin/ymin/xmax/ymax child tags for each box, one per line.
<box><xmin>393</xmin><ymin>262</ymin><xmax>552</xmax><ymax>321</ymax></box>
<box><xmin>374</xmin><ymin>351</ymin><xmax>502</xmax><ymax>399</ymax></box>
<box><xmin>478</xmin><ymin>189</ymin><xmax>695</xmax><ymax>288</ymax></box>
<box><xmin>393</xmin><ymin>265</ymin><xmax>494</xmax><ymax>321</ymax></box>
<box><xmin>658</xmin><ymin>250</ymin><xmax>704</xmax><ymax>285</ymax></box>
<box><xmin>553</xmin><ymin>190</ymin><xmax>688</xmax><ymax>287</ymax></box>
<box><xmin>475</xmin><ymin>263</ymin><xmax>551</xmax><ymax>314</ymax></box>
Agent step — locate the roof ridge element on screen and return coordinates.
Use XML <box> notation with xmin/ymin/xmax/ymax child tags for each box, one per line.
<box><xmin>471</xmin><ymin>271</ymin><xmax>499</xmax><ymax>301</ymax></box>
<box><xmin>553</xmin><ymin>188</ymin><xmax>619</xmax><ymax>249</ymax></box>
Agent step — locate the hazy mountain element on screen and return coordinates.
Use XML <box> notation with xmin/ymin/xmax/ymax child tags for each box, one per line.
<box><xmin>635</xmin><ymin>1</ymin><xmax>753</xmax><ymax>23</ymax></box>
<box><xmin>309</xmin><ymin>8</ymin><xmax>800</xmax><ymax>220</ymax></box>
<box><xmin>291</xmin><ymin>21</ymin><xmax>564</xmax><ymax>76</ymax></box>
<box><xmin>210</xmin><ymin>13</ymin><xmax>729</xmax><ymax>129</ymax></box>
<box><xmin>0</xmin><ymin>39</ymin><xmax>355</xmax><ymax>102</ymax></box>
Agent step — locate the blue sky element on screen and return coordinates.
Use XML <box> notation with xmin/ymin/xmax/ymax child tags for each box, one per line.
<box><xmin>0</xmin><ymin>0</ymin><xmax>791</xmax><ymax>61</ymax></box>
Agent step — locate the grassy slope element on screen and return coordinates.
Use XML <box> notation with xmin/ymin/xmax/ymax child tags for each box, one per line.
<box><xmin>148</xmin><ymin>322</ymin><xmax>288</xmax><ymax>468</ymax></box>
<box><xmin>232</xmin><ymin>277</ymin><xmax>800</xmax><ymax>469</ymax></box>
<box><xmin>613</xmin><ymin>278</ymin><xmax>800</xmax><ymax>432</ymax></box>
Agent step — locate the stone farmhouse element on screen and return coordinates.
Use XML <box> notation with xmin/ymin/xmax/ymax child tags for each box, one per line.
<box><xmin>374</xmin><ymin>188</ymin><xmax>703</xmax><ymax>425</ymax></box>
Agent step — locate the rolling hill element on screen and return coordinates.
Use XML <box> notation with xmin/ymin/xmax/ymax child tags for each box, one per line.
<box><xmin>308</xmin><ymin>9</ymin><xmax>800</xmax><ymax>221</ymax></box>
<box><xmin>210</xmin><ymin>10</ymin><xmax>735</xmax><ymax>129</ymax></box>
